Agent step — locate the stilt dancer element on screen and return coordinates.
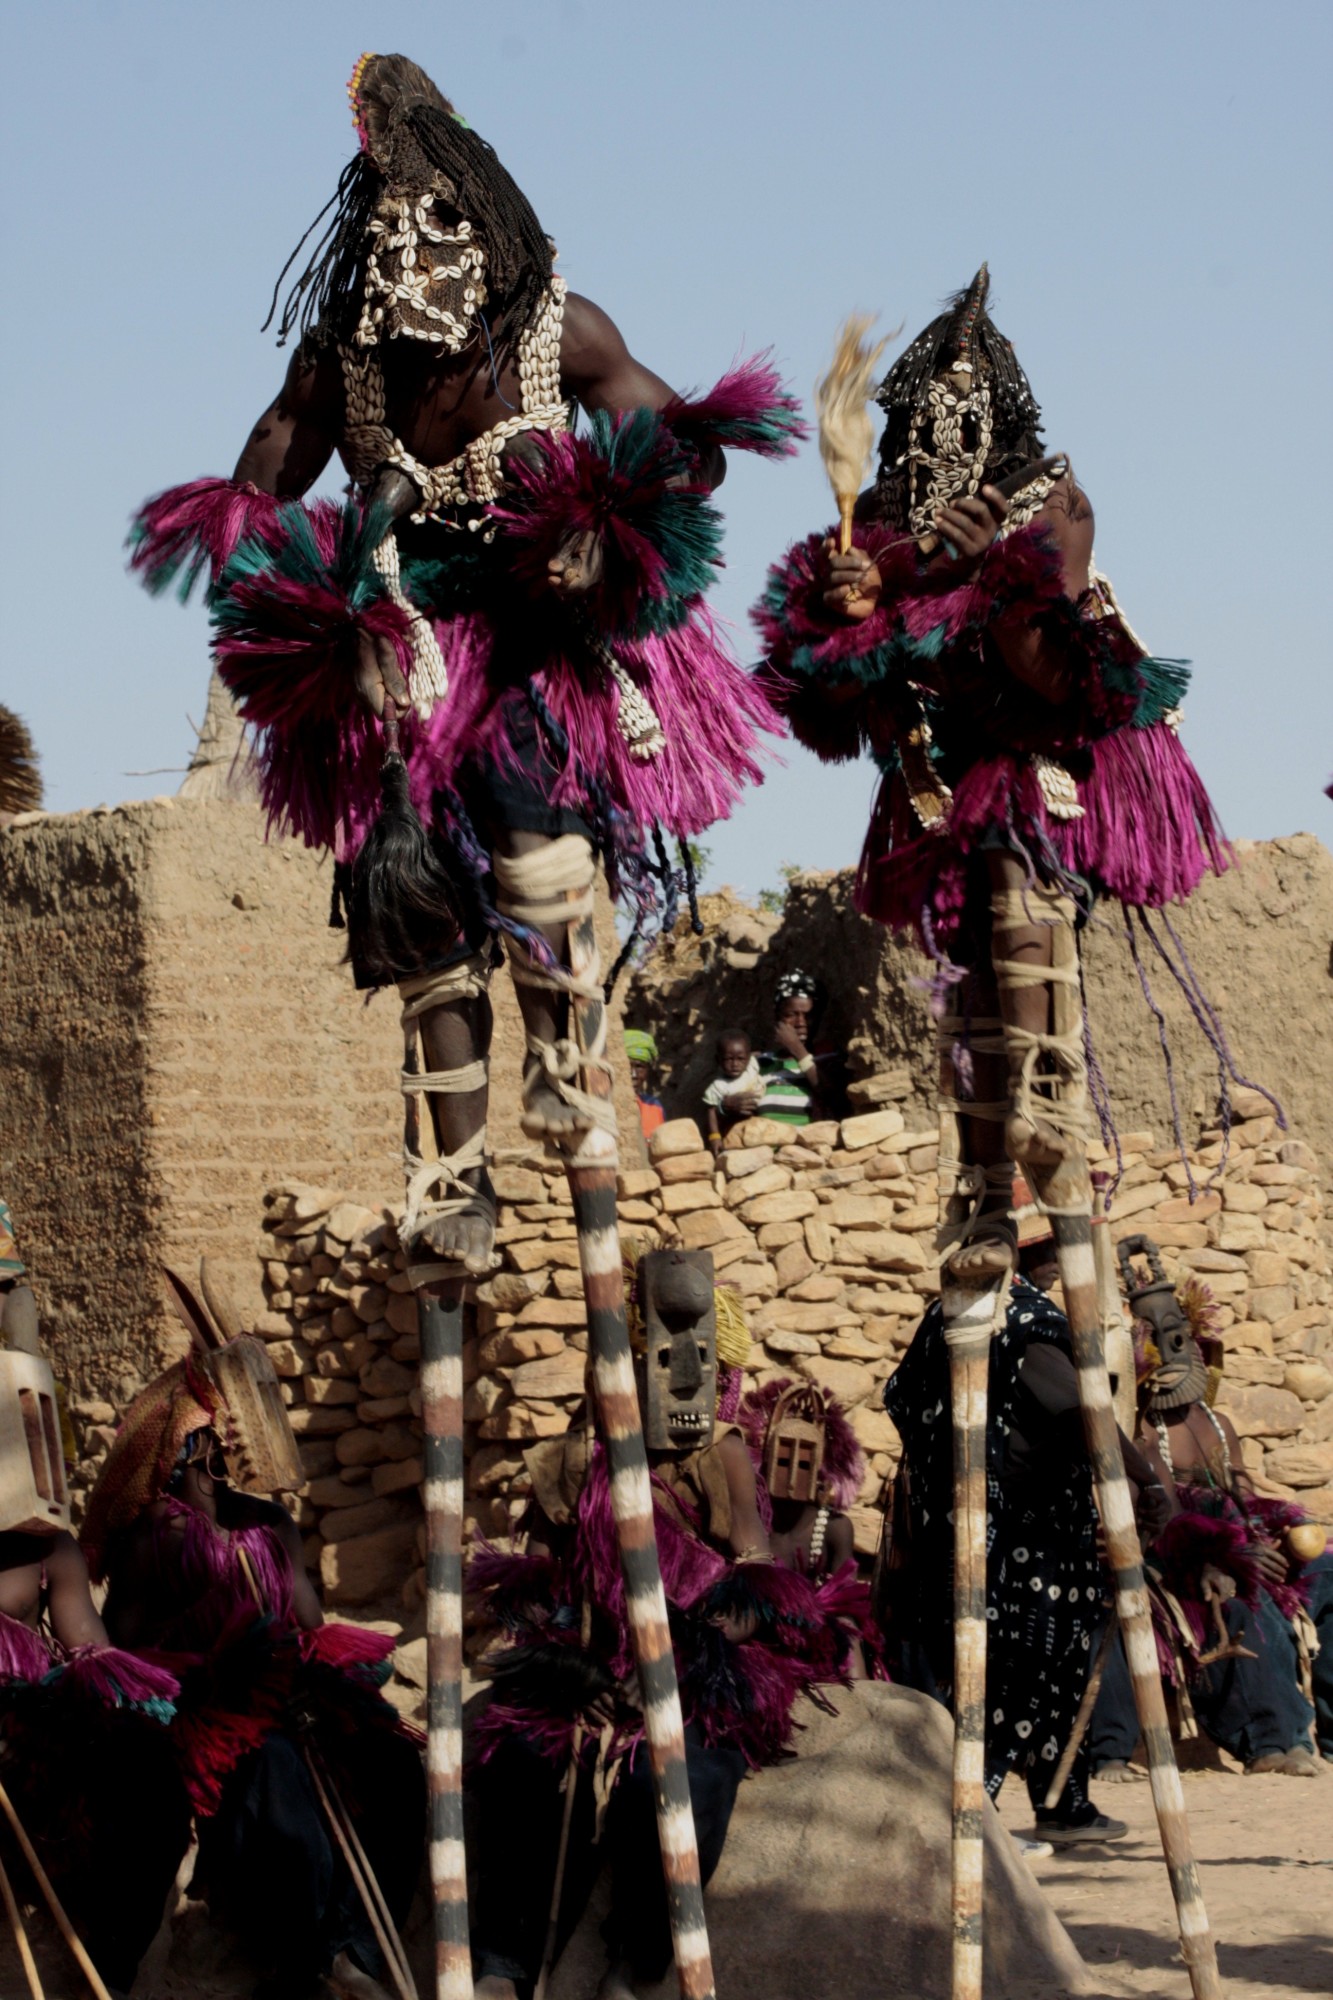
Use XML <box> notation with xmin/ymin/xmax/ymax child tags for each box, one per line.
<box><xmin>757</xmin><ymin>266</ymin><xmax>1258</xmax><ymax>1998</ymax></box>
<box><xmin>127</xmin><ymin>50</ymin><xmax>805</xmax><ymax>1999</ymax></box>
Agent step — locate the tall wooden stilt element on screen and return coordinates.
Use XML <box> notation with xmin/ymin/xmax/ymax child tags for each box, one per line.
<box><xmin>559</xmin><ymin>885</ymin><xmax>716</xmax><ymax>2000</ymax></box>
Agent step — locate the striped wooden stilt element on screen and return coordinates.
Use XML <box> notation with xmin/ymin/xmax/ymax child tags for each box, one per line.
<box><xmin>417</xmin><ymin>1282</ymin><xmax>471</xmax><ymax>2000</ymax></box>
<box><xmin>399</xmin><ymin>999</ymin><xmax>472</xmax><ymax>2000</ymax></box>
<box><xmin>562</xmin><ymin>890</ymin><xmax>717</xmax><ymax>2000</ymax></box>
<box><xmin>940</xmin><ymin>1279</ymin><xmax>1004</xmax><ymax>2000</ymax></box>
<box><xmin>1035</xmin><ymin>1176</ymin><xmax>1222</xmax><ymax>2000</ymax></box>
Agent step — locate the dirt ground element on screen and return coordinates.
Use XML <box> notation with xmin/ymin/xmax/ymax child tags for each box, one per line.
<box><xmin>2</xmin><ymin>1738</ymin><xmax>1328</xmax><ymax>1999</ymax></box>
<box><xmin>996</xmin><ymin>1760</ymin><xmax>1332</xmax><ymax>2000</ymax></box>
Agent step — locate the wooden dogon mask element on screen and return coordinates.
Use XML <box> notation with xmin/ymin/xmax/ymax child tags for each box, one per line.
<box><xmin>637</xmin><ymin>1249</ymin><xmax>717</xmax><ymax>1454</ymax></box>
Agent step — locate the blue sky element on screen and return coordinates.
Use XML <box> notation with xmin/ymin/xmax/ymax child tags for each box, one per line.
<box><xmin>3</xmin><ymin>0</ymin><xmax>1329</xmax><ymax>900</ymax></box>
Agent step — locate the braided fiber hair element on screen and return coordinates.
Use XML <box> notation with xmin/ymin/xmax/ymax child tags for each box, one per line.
<box><xmin>0</xmin><ymin>706</ymin><xmax>42</xmax><ymax>818</ymax></box>
<box><xmin>874</xmin><ymin>265</ymin><xmax>1044</xmax><ymax>515</ymax></box>
<box><xmin>265</xmin><ymin>53</ymin><xmax>554</xmax><ymax>362</ymax></box>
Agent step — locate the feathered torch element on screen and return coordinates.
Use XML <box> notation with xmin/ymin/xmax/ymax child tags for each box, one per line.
<box><xmin>815</xmin><ymin>315</ymin><xmax>891</xmax><ymax>554</ymax></box>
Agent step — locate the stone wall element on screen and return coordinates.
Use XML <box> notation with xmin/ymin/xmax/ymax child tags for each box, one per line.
<box><xmin>629</xmin><ymin>834</ymin><xmax>1333</xmax><ymax>1168</ymax></box>
<box><xmin>77</xmin><ymin>1091</ymin><xmax>1327</xmax><ymax>1616</ymax></box>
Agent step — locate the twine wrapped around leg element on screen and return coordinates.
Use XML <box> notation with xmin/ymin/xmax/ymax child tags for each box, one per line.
<box><xmin>394</xmin><ymin>955</ymin><xmax>495</xmax><ymax>2000</ymax></box>
<box><xmin>996</xmin><ymin>888</ymin><xmax>1223</xmax><ymax>2000</ymax></box>
<box><xmin>495</xmin><ymin>836</ymin><xmax>716</xmax><ymax>2000</ymax></box>
<box><xmin>937</xmin><ymin>1007</ymin><xmax>1015</xmax><ymax>1284</ymax></box>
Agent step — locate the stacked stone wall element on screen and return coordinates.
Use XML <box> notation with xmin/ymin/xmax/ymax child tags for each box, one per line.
<box><xmin>71</xmin><ymin>1092</ymin><xmax>1328</xmax><ymax>1616</ymax></box>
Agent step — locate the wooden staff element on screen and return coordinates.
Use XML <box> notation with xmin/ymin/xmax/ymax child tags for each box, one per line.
<box><xmin>561</xmin><ymin>886</ymin><xmax>716</xmax><ymax>2000</ymax></box>
<box><xmin>0</xmin><ymin>1778</ymin><xmax>113</xmax><ymax>2000</ymax></box>
<box><xmin>0</xmin><ymin>1844</ymin><xmax>43</xmax><ymax>2000</ymax></box>
<box><xmin>1043</xmin><ymin>1611</ymin><xmax>1120</xmax><ymax>1810</ymax></box>
<box><xmin>1038</xmin><ymin>1183</ymin><xmax>1223</xmax><ymax>2000</ymax></box>
<box><xmin>940</xmin><ymin>1279</ymin><xmax>1004</xmax><ymax>2000</ymax></box>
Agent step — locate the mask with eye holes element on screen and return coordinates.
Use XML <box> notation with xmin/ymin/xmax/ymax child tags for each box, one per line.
<box><xmin>1119</xmin><ymin>1233</ymin><xmax>1210</xmax><ymax>1414</ymax></box>
<box><xmin>636</xmin><ymin>1250</ymin><xmax>718</xmax><ymax>1454</ymax></box>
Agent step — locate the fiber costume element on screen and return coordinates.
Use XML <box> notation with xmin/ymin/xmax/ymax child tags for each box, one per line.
<box><xmin>465</xmin><ymin>1249</ymin><xmax>861</xmax><ymax>1994</ymax></box>
<box><xmin>1091</xmin><ymin>1248</ymin><xmax>1331</xmax><ymax>1774</ymax></box>
<box><xmin>83</xmin><ymin>1356</ymin><xmax>425</xmax><ymax>1995</ymax></box>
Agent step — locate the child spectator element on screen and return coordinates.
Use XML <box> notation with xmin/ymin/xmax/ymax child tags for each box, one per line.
<box><xmin>753</xmin><ymin>971</ymin><xmax>825</xmax><ymax>1126</ymax></box>
<box><xmin>703</xmin><ymin>1030</ymin><xmax>762</xmax><ymax>1152</ymax></box>
<box><xmin>625</xmin><ymin>1028</ymin><xmax>666</xmax><ymax>1142</ymax></box>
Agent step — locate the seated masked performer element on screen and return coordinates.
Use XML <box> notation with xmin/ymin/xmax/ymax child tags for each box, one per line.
<box><xmin>1090</xmin><ymin>1241</ymin><xmax>1330</xmax><ymax>1780</ymax></box>
<box><xmin>883</xmin><ymin>1202</ymin><xmax>1171</xmax><ymax>1843</ymax></box>
<box><xmin>736</xmin><ymin>1376</ymin><xmax>880</xmax><ymax>1676</ymax></box>
<box><xmin>0</xmin><ymin>1244</ymin><xmax>189</xmax><ymax>1998</ymax></box>
<box><xmin>129</xmin><ymin>52</ymin><xmax>800</xmax><ymax>1279</ymax></box>
<box><xmin>81</xmin><ymin>1350</ymin><xmax>426</xmax><ymax>2000</ymax></box>
<box><xmin>466</xmin><ymin>1250</ymin><xmax>859</xmax><ymax>2000</ymax></box>
<box><xmin>754</xmin><ymin>266</ymin><xmax>1239</xmax><ymax>1283</ymax></box>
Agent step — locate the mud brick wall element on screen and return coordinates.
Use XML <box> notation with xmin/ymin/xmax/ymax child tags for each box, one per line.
<box><xmin>172</xmin><ymin>1091</ymin><xmax>1333</xmax><ymax>1619</ymax></box>
<box><xmin>0</xmin><ymin>797</ymin><xmax>635</xmax><ymax>1427</ymax></box>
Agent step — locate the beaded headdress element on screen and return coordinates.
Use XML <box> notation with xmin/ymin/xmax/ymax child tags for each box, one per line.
<box><xmin>266</xmin><ymin>53</ymin><xmax>555</xmax><ymax>366</ymax></box>
<box><xmin>874</xmin><ymin>265</ymin><xmax>1045</xmax><ymax>536</ymax></box>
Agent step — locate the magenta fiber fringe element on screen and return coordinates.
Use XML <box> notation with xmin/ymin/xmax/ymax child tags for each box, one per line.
<box><xmin>0</xmin><ymin>1609</ymin><xmax>52</xmax><ymax>1684</ymax></box>
<box><xmin>856</xmin><ymin>720</ymin><xmax>1228</xmax><ymax>948</ymax></box>
<box><xmin>128</xmin><ymin>477</ymin><xmax>283</xmax><ymax>600</ymax></box>
<box><xmin>659</xmin><ymin>354</ymin><xmax>808</xmax><ymax>459</ymax></box>
<box><xmin>57</xmin><ymin>1644</ymin><xmax>180</xmax><ymax>1712</ymax></box>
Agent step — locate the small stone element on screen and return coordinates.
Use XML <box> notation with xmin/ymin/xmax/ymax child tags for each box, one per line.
<box><xmin>740</xmin><ymin>1189</ymin><xmax>817</xmax><ymax>1226</ymax></box>
<box><xmin>320</xmin><ymin>1496</ymin><xmax>405</xmax><ymax>1543</ymax></box>
<box><xmin>320</xmin><ymin>1522</ymin><xmax>419</xmax><ymax>1607</ymax></box>
<box><xmin>848</xmin><ymin>1231</ymin><xmax>927</xmax><ymax>1274</ymax></box>
<box><xmin>826</xmin><ymin>1194</ymin><xmax>895</xmax><ymax>1230</ymax></box>
<box><xmin>1217</xmin><ymin>1385</ymin><xmax>1305</xmax><ymax>1439</ymax></box>
<box><xmin>323</xmin><ymin>1202</ymin><xmax>380</xmax><ymax>1245</ymax></box>
<box><xmin>649</xmin><ymin>1118</ymin><xmax>709</xmax><ymax>1161</ymax></box>
<box><xmin>372</xmin><ymin>1456</ymin><xmax>424</xmax><ymax>1497</ymax></box>
<box><xmin>1215</xmin><ymin>1217</ymin><xmax>1267</xmax><ymax>1255</ymax></box>
<box><xmin>1283</xmin><ymin>1360</ymin><xmax>1333</xmax><ymax>1402</ymax></box>
<box><xmin>676</xmin><ymin>1208</ymin><xmax>750</xmax><ymax>1250</ymax></box>
<box><xmin>1221</xmin><ymin>1183</ymin><xmax>1267</xmax><ymax>1214</ymax></box>
<box><xmin>510</xmin><ymin>1350</ymin><xmax>589</xmax><ymax>1400</ymax></box>
<box><xmin>1277</xmin><ymin>1141</ymin><xmax>1317</xmax><ymax>1170</ymax></box>
<box><xmin>617</xmin><ymin>1169</ymin><xmax>661</xmax><ymax>1199</ymax></box>
<box><xmin>394</xmin><ymin>1636</ymin><xmax>428</xmax><ymax>1690</ymax></box>
<box><xmin>517</xmin><ymin>1297</ymin><xmax>587</xmax><ymax>1328</ymax></box>
<box><xmin>787</xmin><ymin>1274</ymin><xmax>845</xmax><ymax>1304</ymax></box>
<box><xmin>721</xmin><ymin>1146</ymin><xmax>775</xmax><ymax>1179</ymax></box>
<box><xmin>763</xmin><ymin>1331</ymin><xmax>821</xmax><ymax>1357</ymax></box>
<box><xmin>347</xmin><ymin>1283</ymin><xmax>390</xmax><ymax>1324</ymax></box>
<box><xmin>478</xmin><ymin>1328</ymin><xmax>564</xmax><ymax>1368</ymax></box>
<box><xmin>657</xmin><ymin>1151</ymin><xmax>717</xmax><ymax>1186</ymax></box>
<box><xmin>491</xmin><ymin>1166</ymin><xmax>545</xmax><ymax>1203</ymax></box>
<box><xmin>1156</xmin><ymin>1194</ymin><xmax>1221</xmax><ymax>1225</ymax></box>
<box><xmin>1261</xmin><ymin>1441</ymin><xmax>1333</xmax><ymax>1488</ymax></box>
<box><xmin>725</xmin><ymin>1164</ymin><xmax>793</xmax><ymax>1206</ymax></box>
<box><xmin>727</xmin><ymin>1117</ymin><xmax>804</xmax><ymax>1151</ymax></box>
<box><xmin>774</xmin><ymin>1242</ymin><xmax>815</xmax><ymax>1292</ymax></box>
<box><xmin>1109</xmin><ymin>1183</ymin><xmax>1162</xmax><ymax>1224</ymax></box>
<box><xmin>839</xmin><ymin>1109</ymin><xmax>906</xmax><ymax>1151</ymax></box>
<box><xmin>266</xmin><ymin>1338</ymin><xmax>311</xmax><ymax>1379</ymax></box>
<box><xmin>795</xmin><ymin>1355</ymin><xmax>877</xmax><ymax>1406</ymax></box>
<box><xmin>804</xmin><ymin>1216</ymin><xmax>834</xmax><ymax>1264</ymax></box>
<box><xmin>1248</xmin><ymin>1285</ymin><xmax>1296</xmax><ymax>1323</ymax></box>
<box><xmin>305</xmin><ymin>1375</ymin><xmax>358</xmax><ymax>1406</ymax></box>
<box><xmin>661</xmin><ymin>1182</ymin><xmax>722</xmax><ymax>1216</ymax></box>
<box><xmin>359</xmin><ymin>1355</ymin><xmax>416</xmax><ymax>1399</ymax></box>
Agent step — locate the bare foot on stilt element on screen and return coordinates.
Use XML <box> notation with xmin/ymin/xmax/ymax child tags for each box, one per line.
<box><xmin>416</xmin><ymin>1165</ymin><xmax>498</xmax><ymax>1274</ymax></box>
<box><xmin>520</xmin><ymin>1067</ymin><xmax>596</xmax><ymax>1146</ymax></box>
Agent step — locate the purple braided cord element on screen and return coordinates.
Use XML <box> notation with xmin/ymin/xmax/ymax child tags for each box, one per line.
<box><xmin>1122</xmin><ymin>905</ymin><xmax>1197</xmax><ymax>1199</ymax></box>
<box><xmin>1157</xmin><ymin>907</ymin><xmax>1287</xmax><ymax>1130</ymax></box>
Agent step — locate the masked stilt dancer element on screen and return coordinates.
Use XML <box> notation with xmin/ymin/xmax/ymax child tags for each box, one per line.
<box><xmin>754</xmin><ymin>266</ymin><xmax>1262</xmax><ymax>2000</ymax></box>
<box><xmin>128</xmin><ymin>54</ymin><xmax>801</xmax><ymax>1998</ymax></box>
